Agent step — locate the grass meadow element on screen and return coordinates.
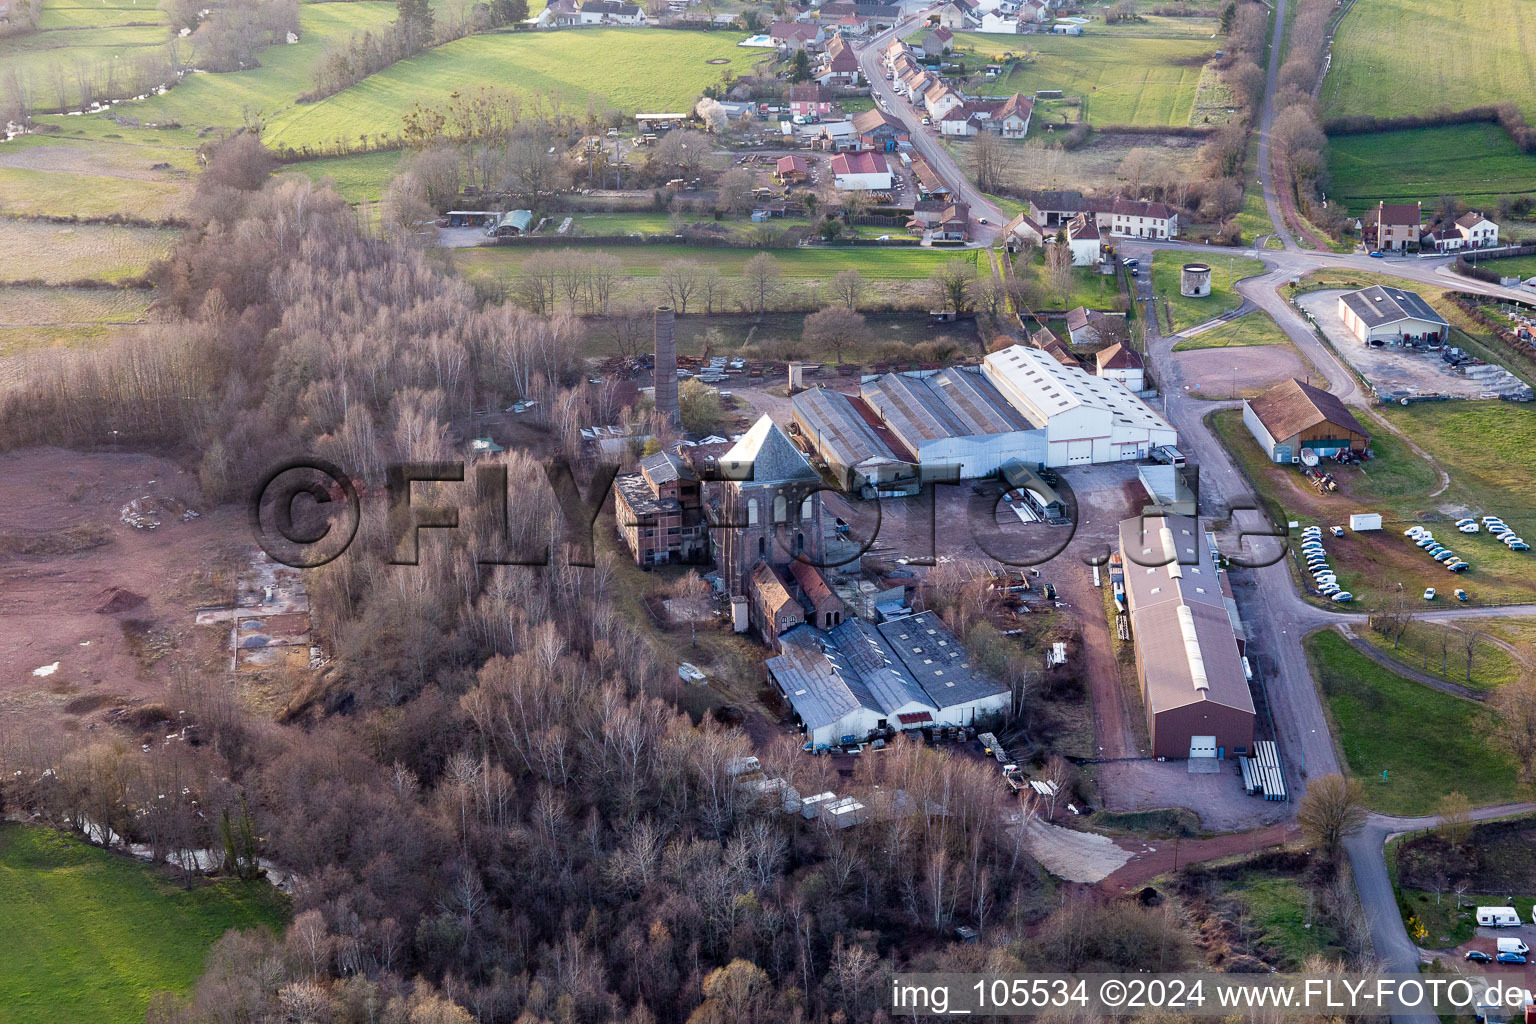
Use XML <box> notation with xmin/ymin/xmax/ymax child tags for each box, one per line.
<box><xmin>1321</xmin><ymin>0</ymin><xmax>1536</xmax><ymax>122</ymax></box>
<box><xmin>1327</xmin><ymin>124</ymin><xmax>1536</xmax><ymax>216</ymax></box>
<box><xmin>1151</xmin><ymin>251</ymin><xmax>1264</xmax><ymax>330</ymax></box>
<box><xmin>0</xmin><ymin>220</ymin><xmax>175</xmax><ymax>283</ymax></box>
<box><xmin>262</xmin><ymin>29</ymin><xmax>769</xmax><ymax>153</ymax></box>
<box><xmin>458</xmin><ymin>243</ymin><xmax>978</xmax><ymax>281</ymax></box>
<box><xmin>1306</xmin><ymin>629</ymin><xmax>1520</xmax><ymax>815</ymax></box>
<box><xmin>0</xmin><ymin>286</ymin><xmax>156</xmax><ymax>357</ymax></box>
<box><xmin>1172</xmin><ymin>309</ymin><xmax>1289</xmax><ymax>350</ymax></box>
<box><xmin>0</xmin><ymin>824</ymin><xmax>288</xmax><ymax>1024</ymax></box>
<box><xmin>951</xmin><ymin>31</ymin><xmax>1215</xmax><ymax>127</ymax></box>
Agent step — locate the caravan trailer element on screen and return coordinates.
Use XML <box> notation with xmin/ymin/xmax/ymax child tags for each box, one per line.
<box><xmin>1477</xmin><ymin>906</ymin><xmax>1521</xmax><ymax>927</ymax></box>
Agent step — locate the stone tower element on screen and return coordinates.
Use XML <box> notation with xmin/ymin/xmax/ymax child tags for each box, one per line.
<box><xmin>653</xmin><ymin>305</ymin><xmax>680</xmax><ymax>428</ymax></box>
<box><xmin>717</xmin><ymin>416</ymin><xmax>825</xmax><ymax>597</ymax></box>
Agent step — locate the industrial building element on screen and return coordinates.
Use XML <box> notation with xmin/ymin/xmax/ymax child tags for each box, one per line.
<box><xmin>766</xmin><ymin>610</ymin><xmax>1010</xmax><ymax>748</ymax></box>
<box><xmin>1242</xmin><ymin>377</ymin><xmax>1371</xmax><ymax>464</ymax></box>
<box><xmin>859</xmin><ymin>368</ymin><xmax>1046</xmax><ymax>480</ymax></box>
<box><xmin>1118</xmin><ymin>514</ymin><xmax>1255</xmax><ymax>760</ymax></box>
<box><xmin>1337</xmin><ymin>285</ymin><xmax>1449</xmax><ymax>345</ymax></box>
<box><xmin>789</xmin><ymin>386</ymin><xmax>920</xmax><ymax>496</ymax></box>
<box><xmin>982</xmin><ymin>345</ymin><xmax>1176</xmax><ymax>466</ymax></box>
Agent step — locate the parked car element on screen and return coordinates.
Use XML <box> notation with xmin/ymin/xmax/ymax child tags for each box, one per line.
<box><xmin>1455</xmin><ymin>589</ymin><xmax>1468</xmax><ymax>601</ymax></box>
<box><xmin>1448</xmin><ymin>561</ymin><xmax>1470</xmax><ymax>572</ymax></box>
<box><xmin>1481</xmin><ymin>516</ymin><xmax>1504</xmax><ymax>526</ymax></box>
<box><xmin>1332</xmin><ymin>591</ymin><xmax>1354</xmax><ymax>602</ymax></box>
<box><xmin>1495</xmin><ymin>952</ymin><xmax>1528</xmax><ymax>965</ymax></box>
<box><xmin>1319</xmin><ymin>585</ymin><xmax>1340</xmax><ymax>596</ymax></box>
<box><xmin>1369</xmin><ymin>250</ymin><xmax>1384</xmax><ymax>258</ymax></box>
<box><xmin>1417</xmin><ymin>537</ymin><xmax>1438</xmax><ymax>548</ymax></box>
<box><xmin>1465</xmin><ymin>950</ymin><xmax>1494</xmax><ymax>963</ymax></box>
<box><xmin>1434</xmin><ymin>550</ymin><xmax>1456</xmax><ymax>562</ymax></box>
<box><xmin>1404</xmin><ymin>526</ymin><xmax>1423</xmax><ymax>537</ymax></box>
<box><xmin>1511</xmin><ymin>541</ymin><xmax>1530</xmax><ymax>551</ymax></box>
<box><xmin>1330</xmin><ymin>526</ymin><xmax>1345</xmax><ymax>537</ymax></box>
<box><xmin>1424</xmin><ymin>588</ymin><xmax>1436</xmax><ymax>600</ymax></box>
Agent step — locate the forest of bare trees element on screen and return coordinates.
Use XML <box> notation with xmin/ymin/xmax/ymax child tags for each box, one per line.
<box><xmin>0</xmin><ymin>136</ymin><xmax>1097</xmax><ymax>1023</ymax></box>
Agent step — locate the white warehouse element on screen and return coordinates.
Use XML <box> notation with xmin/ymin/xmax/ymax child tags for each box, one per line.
<box><xmin>858</xmin><ymin>368</ymin><xmax>1046</xmax><ymax>480</ymax></box>
<box><xmin>982</xmin><ymin>345</ymin><xmax>1176</xmax><ymax>466</ymax></box>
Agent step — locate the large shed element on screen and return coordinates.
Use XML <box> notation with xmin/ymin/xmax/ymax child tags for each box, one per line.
<box><xmin>1337</xmin><ymin>285</ymin><xmax>1448</xmax><ymax>345</ymax></box>
<box><xmin>1242</xmin><ymin>377</ymin><xmax>1370</xmax><ymax>463</ymax></box>
<box><xmin>790</xmin><ymin>386</ymin><xmax>920</xmax><ymax>495</ymax></box>
<box><xmin>1118</xmin><ymin>515</ymin><xmax>1255</xmax><ymax>760</ymax></box>
<box><xmin>860</xmin><ymin>368</ymin><xmax>1045</xmax><ymax>480</ymax></box>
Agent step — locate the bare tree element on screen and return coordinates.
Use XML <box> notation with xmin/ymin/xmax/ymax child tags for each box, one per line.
<box><xmin>1043</xmin><ymin>754</ymin><xmax>1073</xmax><ymax>820</ymax></box>
<box><xmin>972</xmin><ymin>130</ymin><xmax>1004</xmax><ymax>193</ymax></box>
<box><xmin>1046</xmin><ymin>238</ymin><xmax>1074</xmax><ymax>307</ymax></box>
<box><xmin>1460</xmin><ymin>627</ymin><xmax>1485</xmax><ymax>684</ymax></box>
<box><xmin>929</xmin><ymin>258</ymin><xmax>974</xmax><ymax>312</ymax></box>
<box><xmin>1490</xmin><ymin>673</ymin><xmax>1536</xmax><ymax>783</ymax></box>
<box><xmin>830</xmin><ymin>269</ymin><xmax>867</xmax><ymax>311</ymax></box>
<box><xmin>659</xmin><ymin>259</ymin><xmax>701</xmax><ymax>313</ymax></box>
<box><xmin>801</xmin><ymin>306</ymin><xmax>869</xmax><ymax>364</ymax></box>
<box><xmin>740</xmin><ymin>252</ymin><xmax>780</xmax><ymax>315</ymax></box>
<box><xmin>1436</xmin><ymin>791</ymin><xmax>1471</xmax><ymax>850</ymax></box>
<box><xmin>1296</xmin><ymin>773</ymin><xmax>1368</xmax><ymax>858</ymax></box>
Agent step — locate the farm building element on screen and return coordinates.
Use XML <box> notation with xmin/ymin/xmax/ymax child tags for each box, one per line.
<box><xmin>1119</xmin><ymin>514</ymin><xmax>1255</xmax><ymax>760</ymax></box>
<box><xmin>775</xmin><ymin>155</ymin><xmax>809</xmax><ymax>183</ymax></box>
<box><xmin>851</xmin><ymin>108</ymin><xmax>909</xmax><ymax>150</ymax></box>
<box><xmin>789</xmin><ymin>386</ymin><xmax>921</xmax><ymax>496</ymax></box>
<box><xmin>1242</xmin><ymin>377</ymin><xmax>1370</xmax><ymax>463</ymax></box>
<box><xmin>830</xmin><ymin>151</ymin><xmax>893</xmax><ymax>190</ymax></box>
<box><xmin>766</xmin><ymin>611</ymin><xmax>1009</xmax><ymax>749</ymax></box>
<box><xmin>860</xmin><ymin>368</ymin><xmax>1046</xmax><ymax>480</ymax></box>
<box><xmin>982</xmin><ymin>345</ymin><xmax>1176</xmax><ymax>466</ymax></box>
<box><xmin>1337</xmin><ymin>285</ymin><xmax>1449</xmax><ymax>345</ymax></box>
<box><xmin>486</xmin><ymin>210</ymin><xmax>533</xmax><ymax>237</ymax></box>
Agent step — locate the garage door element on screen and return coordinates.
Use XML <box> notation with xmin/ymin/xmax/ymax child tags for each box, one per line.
<box><xmin>1188</xmin><ymin>735</ymin><xmax>1217</xmax><ymax>758</ymax></box>
<box><xmin>1066</xmin><ymin>440</ymin><xmax>1093</xmax><ymax>465</ymax></box>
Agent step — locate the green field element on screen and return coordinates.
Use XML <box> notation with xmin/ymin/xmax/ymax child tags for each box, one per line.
<box><xmin>0</xmin><ymin>219</ymin><xmax>175</xmax><ymax>283</ymax></box>
<box><xmin>38</xmin><ymin>0</ymin><xmax>165</xmax><ymax>30</ymax></box>
<box><xmin>458</xmin><ymin>243</ymin><xmax>976</xmax><ymax>281</ymax></box>
<box><xmin>1306</xmin><ymin>629</ymin><xmax>1522</xmax><ymax>815</ymax></box>
<box><xmin>1172</xmin><ymin>309</ymin><xmax>1288</xmax><ymax>351</ymax></box>
<box><xmin>0</xmin><ymin>24</ymin><xmax>175</xmax><ymax>112</ymax></box>
<box><xmin>0</xmin><ymin>824</ymin><xmax>288</xmax><ymax>1024</ymax></box>
<box><xmin>1466</xmin><ymin>253</ymin><xmax>1536</xmax><ymax>280</ymax></box>
<box><xmin>285</xmin><ymin>150</ymin><xmax>405</xmax><ymax>204</ymax></box>
<box><xmin>1327</xmin><ymin>124</ymin><xmax>1536</xmax><ymax>215</ymax></box>
<box><xmin>952</xmin><ymin>31</ymin><xmax>1215</xmax><ymax>127</ymax></box>
<box><xmin>262</xmin><ymin>29</ymin><xmax>768</xmax><ymax>154</ymax></box>
<box><xmin>1151</xmin><ymin>252</ymin><xmax>1264</xmax><ymax>330</ymax></box>
<box><xmin>1322</xmin><ymin>0</ymin><xmax>1536</xmax><ymax>122</ymax></box>
<box><xmin>1013</xmin><ymin>253</ymin><xmax>1127</xmax><ymax>311</ymax></box>
<box><xmin>1358</xmin><ymin>620</ymin><xmax>1521</xmax><ymax>691</ymax></box>
<box><xmin>1227</xmin><ymin>876</ymin><xmax>1347</xmax><ymax>968</ymax></box>
<box><xmin>1379</xmin><ymin>401</ymin><xmax>1536</xmax><ymax>520</ymax></box>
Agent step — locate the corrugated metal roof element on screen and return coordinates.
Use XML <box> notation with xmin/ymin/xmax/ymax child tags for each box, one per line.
<box><xmin>1338</xmin><ymin>285</ymin><xmax>1448</xmax><ymax>330</ymax></box>
<box><xmin>877</xmin><ymin>610</ymin><xmax>1006</xmax><ymax>706</ymax></box>
<box><xmin>861</xmin><ymin>369</ymin><xmax>1034</xmax><ymax>446</ymax></box>
<box><xmin>791</xmin><ymin>387</ymin><xmax>905</xmax><ymax>468</ymax></box>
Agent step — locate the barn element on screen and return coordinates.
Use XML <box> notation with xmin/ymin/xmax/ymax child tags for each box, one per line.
<box><xmin>982</xmin><ymin>345</ymin><xmax>1176</xmax><ymax>467</ymax></box>
<box><xmin>1119</xmin><ymin>515</ymin><xmax>1255</xmax><ymax>760</ymax></box>
<box><xmin>830</xmin><ymin>151</ymin><xmax>893</xmax><ymax>191</ymax></box>
<box><xmin>1242</xmin><ymin>377</ymin><xmax>1370</xmax><ymax>464</ymax></box>
<box><xmin>1337</xmin><ymin>285</ymin><xmax>1449</xmax><ymax>345</ymax></box>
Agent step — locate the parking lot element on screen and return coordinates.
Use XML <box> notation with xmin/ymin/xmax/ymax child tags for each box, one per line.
<box><xmin>1297</xmin><ymin>290</ymin><xmax>1494</xmax><ymax>399</ymax></box>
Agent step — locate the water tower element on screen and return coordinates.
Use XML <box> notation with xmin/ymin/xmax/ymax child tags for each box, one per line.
<box><xmin>1180</xmin><ymin>263</ymin><xmax>1212</xmax><ymax>297</ymax></box>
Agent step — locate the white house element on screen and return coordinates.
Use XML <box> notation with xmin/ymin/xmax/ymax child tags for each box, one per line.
<box><xmin>1057</xmin><ymin>212</ymin><xmax>1101</xmax><ymax>265</ymax></box>
<box><xmin>994</xmin><ymin>92</ymin><xmax>1032</xmax><ymax>138</ymax></box>
<box><xmin>933</xmin><ymin>1</ymin><xmax>973</xmax><ymax>28</ymax></box>
<box><xmin>578</xmin><ymin>0</ymin><xmax>645</xmax><ymax>24</ymax></box>
<box><xmin>924</xmin><ymin>84</ymin><xmax>965</xmax><ymax>121</ymax></box>
<box><xmin>830</xmin><ymin>151</ymin><xmax>893</xmax><ymax>191</ymax></box>
<box><xmin>983</xmin><ymin>345</ymin><xmax>1176</xmax><ymax>466</ymax></box>
<box><xmin>1093</xmin><ymin>198</ymin><xmax>1178</xmax><ymax>239</ymax></box>
<box><xmin>1095</xmin><ymin>342</ymin><xmax>1145</xmax><ymax>392</ymax></box>
<box><xmin>1337</xmin><ymin>285</ymin><xmax>1449</xmax><ymax>345</ymax></box>
<box><xmin>1455</xmin><ymin>212</ymin><xmax>1499</xmax><ymax>249</ymax></box>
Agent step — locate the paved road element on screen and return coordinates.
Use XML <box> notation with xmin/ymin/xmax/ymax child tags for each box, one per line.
<box><xmin>855</xmin><ymin>15</ymin><xmax>1004</xmax><ymax>246</ymax></box>
<box><xmin>1254</xmin><ymin>0</ymin><xmax>1298</xmax><ymax>251</ymax></box>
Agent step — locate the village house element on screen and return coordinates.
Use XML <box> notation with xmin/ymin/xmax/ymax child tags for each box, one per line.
<box><xmin>816</xmin><ymin>120</ymin><xmax>860</xmax><ymax>151</ymax></box>
<box><xmin>921</xmin><ymin>26</ymin><xmax>953</xmax><ymax>55</ymax></box>
<box><xmin>1055</xmin><ymin>212</ymin><xmax>1102</xmax><ymax>265</ymax></box>
<box><xmin>994</xmin><ymin>92</ymin><xmax>1032</xmax><ymax>138</ymax></box>
<box><xmin>1093</xmin><ymin>198</ymin><xmax>1178</xmax><ymax>239</ymax></box>
<box><xmin>1066</xmin><ymin>306</ymin><xmax>1122</xmax><ymax>346</ymax></box>
<box><xmin>932</xmin><ymin>0</ymin><xmax>974</xmax><ymax>29</ymax></box>
<box><xmin>1018</xmin><ymin>0</ymin><xmax>1048</xmax><ymax>22</ymax></box>
<box><xmin>1455</xmin><ymin>211</ymin><xmax>1499</xmax><ymax>249</ymax></box>
<box><xmin>1094</xmin><ymin>342</ymin><xmax>1145</xmax><ymax>392</ymax></box>
<box><xmin>749</xmin><ymin>562</ymin><xmax>806</xmax><ymax>645</ymax></box>
<box><xmin>1002</xmin><ymin>210</ymin><xmax>1046</xmax><ymax>251</ymax></box>
<box><xmin>787</xmin><ymin>83</ymin><xmax>834</xmax><ymax>118</ymax></box>
<box><xmin>908</xmin><ymin>199</ymin><xmax>970</xmax><ymax>241</ymax></box>
<box><xmin>577</xmin><ymin>0</ymin><xmax>645</xmax><ymax>24</ymax></box>
<box><xmin>771</xmin><ymin>20</ymin><xmax>824</xmax><ymax>50</ymax></box>
<box><xmin>1029</xmin><ymin>326</ymin><xmax>1079</xmax><ymax>367</ymax></box>
<box><xmin>924</xmin><ymin>83</ymin><xmax>965</xmax><ymax>121</ymax></box>
<box><xmin>834</xmin><ymin>12</ymin><xmax>869</xmax><ymax>35</ymax></box>
<box><xmin>1367</xmin><ymin>200</ymin><xmax>1421</xmax><ymax>252</ymax></box>
<box><xmin>818</xmin><ymin>35</ymin><xmax>862</xmax><ymax>85</ymax></box>
<box><xmin>884</xmin><ymin>36</ymin><xmax>910</xmax><ymax>64</ymax></box>
<box><xmin>909</xmin><ymin>156</ymin><xmax>950</xmax><ymax>199</ymax></box>
<box><xmin>1025</xmin><ymin>189</ymin><xmax>1090</xmax><ymax>227</ymax></box>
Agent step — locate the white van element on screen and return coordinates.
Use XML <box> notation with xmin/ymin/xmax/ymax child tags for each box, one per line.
<box><xmin>1476</xmin><ymin>906</ymin><xmax>1521</xmax><ymax>927</ymax></box>
<box><xmin>1497</xmin><ymin>937</ymin><xmax>1530</xmax><ymax>955</ymax></box>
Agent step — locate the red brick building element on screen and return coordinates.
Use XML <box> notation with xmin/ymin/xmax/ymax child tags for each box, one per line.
<box><xmin>613</xmin><ymin>449</ymin><xmax>706</xmax><ymax>566</ymax></box>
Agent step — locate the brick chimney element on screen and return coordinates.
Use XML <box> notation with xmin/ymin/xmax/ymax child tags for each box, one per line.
<box><xmin>653</xmin><ymin>306</ymin><xmax>680</xmax><ymax>429</ymax></box>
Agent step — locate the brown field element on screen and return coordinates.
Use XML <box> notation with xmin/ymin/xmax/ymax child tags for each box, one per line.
<box><xmin>964</xmin><ymin>130</ymin><xmax>1204</xmax><ymax>197</ymax></box>
<box><xmin>0</xmin><ymin>448</ymin><xmax>246</xmax><ymax>732</ymax></box>
<box><xmin>1173</xmin><ymin>342</ymin><xmax>1314</xmax><ymax>401</ymax></box>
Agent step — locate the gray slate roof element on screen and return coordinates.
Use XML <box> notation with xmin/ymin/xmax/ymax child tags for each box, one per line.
<box><xmin>877</xmin><ymin>610</ymin><xmax>1005</xmax><ymax>706</ymax></box>
<box><xmin>1339</xmin><ymin>285</ymin><xmax>1448</xmax><ymax>330</ymax></box>
<box><xmin>720</xmin><ymin>415</ymin><xmax>820</xmax><ymax>484</ymax></box>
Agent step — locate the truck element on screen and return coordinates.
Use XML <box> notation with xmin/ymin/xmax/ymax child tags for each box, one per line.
<box><xmin>1349</xmin><ymin>512</ymin><xmax>1383</xmax><ymax>532</ymax></box>
<box><xmin>1497</xmin><ymin>937</ymin><xmax>1531</xmax><ymax>956</ymax></box>
<box><xmin>1477</xmin><ymin>906</ymin><xmax>1521</xmax><ymax>927</ymax></box>
<box><xmin>1150</xmin><ymin>445</ymin><xmax>1186</xmax><ymax>467</ymax></box>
